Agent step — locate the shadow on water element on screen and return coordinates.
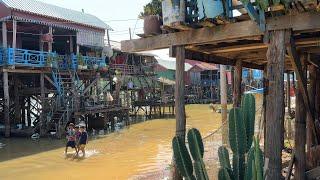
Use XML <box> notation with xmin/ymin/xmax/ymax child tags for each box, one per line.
<box><xmin>0</xmin><ymin>114</ymin><xmax>174</xmax><ymax>163</ymax></box>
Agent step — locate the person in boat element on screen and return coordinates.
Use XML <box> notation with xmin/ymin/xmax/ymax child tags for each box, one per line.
<box><xmin>78</xmin><ymin>126</ymin><xmax>88</xmax><ymax>157</ymax></box>
<box><xmin>65</xmin><ymin>123</ymin><xmax>76</xmax><ymax>155</ymax></box>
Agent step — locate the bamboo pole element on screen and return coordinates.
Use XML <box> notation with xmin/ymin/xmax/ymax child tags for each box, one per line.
<box><xmin>40</xmin><ymin>73</ymin><xmax>45</xmax><ymax>135</ymax></box>
<box><xmin>2</xmin><ymin>21</ymin><xmax>7</xmax><ymax>48</ymax></box>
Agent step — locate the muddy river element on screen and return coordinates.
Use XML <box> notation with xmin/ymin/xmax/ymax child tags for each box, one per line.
<box><xmin>0</xmin><ymin>104</ymin><xmax>223</xmax><ymax>180</ymax></box>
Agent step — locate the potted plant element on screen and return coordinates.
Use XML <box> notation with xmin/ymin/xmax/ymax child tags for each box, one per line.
<box><xmin>77</xmin><ymin>54</ymin><xmax>84</xmax><ymax>70</ymax></box>
<box><xmin>139</xmin><ymin>0</ymin><xmax>162</xmax><ymax>35</ymax></box>
<box><xmin>46</xmin><ymin>54</ymin><xmax>54</xmax><ymax>67</ymax></box>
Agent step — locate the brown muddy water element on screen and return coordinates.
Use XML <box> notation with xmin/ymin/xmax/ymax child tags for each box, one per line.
<box><xmin>0</xmin><ymin>104</ymin><xmax>223</xmax><ymax>180</ymax></box>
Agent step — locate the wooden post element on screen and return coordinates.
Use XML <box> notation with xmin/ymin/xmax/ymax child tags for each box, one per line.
<box><xmin>286</xmin><ymin>72</ymin><xmax>291</xmax><ymax>115</ymax></box>
<box><xmin>39</xmin><ymin>29</ymin><xmax>44</xmax><ymax>51</ymax></box>
<box><xmin>172</xmin><ymin>46</ymin><xmax>186</xmax><ymax>180</ymax></box>
<box><xmin>233</xmin><ymin>60</ymin><xmax>242</xmax><ymax>107</ymax></box>
<box><xmin>2</xmin><ymin>21</ymin><xmax>7</xmax><ymax>48</ymax></box>
<box><xmin>40</xmin><ymin>73</ymin><xmax>45</xmax><ymax>135</ymax></box>
<box><xmin>69</xmin><ymin>36</ymin><xmax>74</xmax><ymax>53</ymax></box>
<box><xmin>48</xmin><ymin>26</ymin><xmax>53</xmax><ymax>52</ymax></box>
<box><xmin>220</xmin><ymin>65</ymin><xmax>228</xmax><ymax>145</ymax></box>
<box><xmin>21</xmin><ymin>96</ymin><xmax>26</xmax><ymax>126</ymax></box>
<box><xmin>76</xmin><ymin>45</ymin><xmax>80</xmax><ymax>54</ymax></box>
<box><xmin>294</xmin><ymin>53</ymin><xmax>307</xmax><ymax>180</ymax></box>
<box><xmin>107</xmin><ymin>29</ymin><xmax>111</xmax><ymax>46</ymax></box>
<box><xmin>27</xmin><ymin>97</ymin><xmax>31</xmax><ymax>127</ymax></box>
<box><xmin>265</xmin><ymin>30</ymin><xmax>286</xmax><ymax>180</ymax></box>
<box><xmin>14</xmin><ymin>76</ymin><xmax>21</xmax><ymax>125</ymax></box>
<box><xmin>12</xmin><ymin>19</ymin><xmax>17</xmax><ymax>48</ymax></box>
<box><xmin>3</xmin><ymin>72</ymin><xmax>10</xmax><ymax>137</ymax></box>
<box><xmin>263</xmin><ymin>65</ymin><xmax>267</xmax><ymax>148</ymax></box>
<box><xmin>307</xmin><ymin>65</ymin><xmax>316</xmax><ymax>151</ymax></box>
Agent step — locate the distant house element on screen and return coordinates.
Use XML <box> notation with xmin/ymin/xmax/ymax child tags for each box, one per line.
<box><xmin>155</xmin><ymin>58</ymin><xmax>193</xmax><ymax>85</ymax></box>
<box><xmin>0</xmin><ymin>0</ymin><xmax>112</xmax><ymax>68</ymax></box>
<box><xmin>186</xmin><ymin>60</ymin><xmax>219</xmax><ymax>86</ymax></box>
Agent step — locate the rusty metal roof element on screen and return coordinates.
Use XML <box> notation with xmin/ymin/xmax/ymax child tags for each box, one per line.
<box><xmin>1</xmin><ymin>0</ymin><xmax>112</xmax><ymax>30</ymax></box>
<box><xmin>186</xmin><ymin>59</ymin><xmax>218</xmax><ymax>71</ymax></box>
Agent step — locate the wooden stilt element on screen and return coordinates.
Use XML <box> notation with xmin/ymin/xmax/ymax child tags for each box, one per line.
<box><xmin>286</xmin><ymin>72</ymin><xmax>291</xmax><ymax>115</ymax></box>
<box><xmin>40</xmin><ymin>73</ymin><xmax>45</xmax><ymax>135</ymax></box>
<box><xmin>263</xmin><ymin>65</ymin><xmax>267</xmax><ymax>148</ymax></box>
<box><xmin>27</xmin><ymin>97</ymin><xmax>31</xmax><ymax>127</ymax></box>
<box><xmin>3</xmin><ymin>72</ymin><xmax>10</xmax><ymax>137</ymax></box>
<box><xmin>14</xmin><ymin>76</ymin><xmax>21</xmax><ymax>125</ymax></box>
<box><xmin>294</xmin><ymin>53</ymin><xmax>307</xmax><ymax>180</ymax></box>
<box><xmin>12</xmin><ymin>19</ymin><xmax>17</xmax><ymax>49</ymax></box>
<box><xmin>2</xmin><ymin>21</ymin><xmax>7</xmax><ymax>48</ymax></box>
<box><xmin>307</xmin><ymin>65</ymin><xmax>316</xmax><ymax>151</ymax></box>
<box><xmin>220</xmin><ymin>65</ymin><xmax>228</xmax><ymax>145</ymax></box>
<box><xmin>172</xmin><ymin>45</ymin><xmax>186</xmax><ymax>180</ymax></box>
<box><xmin>48</xmin><ymin>26</ymin><xmax>53</xmax><ymax>52</ymax></box>
<box><xmin>233</xmin><ymin>60</ymin><xmax>242</xmax><ymax>107</ymax></box>
<box><xmin>265</xmin><ymin>30</ymin><xmax>286</xmax><ymax>180</ymax></box>
<box><xmin>22</xmin><ymin>96</ymin><xmax>26</xmax><ymax>126</ymax></box>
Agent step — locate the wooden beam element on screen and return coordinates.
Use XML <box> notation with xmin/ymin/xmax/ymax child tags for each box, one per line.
<box><xmin>1</xmin><ymin>68</ymin><xmax>51</xmax><ymax>74</ymax></box>
<box><xmin>121</xmin><ymin>12</ymin><xmax>320</xmax><ymax>52</ymax></box>
<box><xmin>3</xmin><ymin>72</ymin><xmax>10</xmax><ymax>137</ymax></box>
<box><xmin>2</xmin><ymin>21</ymin><xmax>7</xmax><ymax>48</ymax></box>
<box><xmin>185</xmin><ymin>49</ymin><xmax>265</xmax><ymax>69</ymax></box>
<box><xmin>287</xmin><ymin>36</ymin><xmax>318</xmax><ymax>144</ymax></box>
<box><xmin>233</xmin><ymin>60</ymin><xmax>242</xmax><ymax>107</ymax></box>
<box><xmin>294</xmin><ymin>53</ymin><xmax>307</xmax><ymax>180</ymax></box>
<box><xmin>14</xmin><ymin>76</ymin><xmax>21</xmax><ymax>125</ymax></box>
<box><xmin>82</xmin><ymin>76</ymin><xmax>99</xmax><ymax>95</ymax></box>
<box><xmin>210</xmin><ymin>43</ymin><xmax>266</xmax><ymax>54</ymax></box>
<box><xmin>121</xmin><ymin>20</ymin><xmax>262</xmax><ymax>52</ymax></box>
<box><xmin>265</xmin><ymin>30</ymin><xmax>286</xmax><ymax>180</ymax></box>
<box><xmin>267</xmin><ymin>12</ymin><xmax>320</xmax><ymax>32</ymax></box>
<box><xmin>44</xmin><ymin>75</ymin><xmax>55</xmax><ymax>87</ymax></box>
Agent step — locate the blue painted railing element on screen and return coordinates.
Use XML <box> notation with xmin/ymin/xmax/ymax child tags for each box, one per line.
<box><xmin>71</xmin><ymin>54</ymin><xmax>106</xmax><ymax>70</ymax></box>
<box><xmin>0</xmin><ymin>47</ymin><xmax>106</xmax><ymax>70</ymax></box>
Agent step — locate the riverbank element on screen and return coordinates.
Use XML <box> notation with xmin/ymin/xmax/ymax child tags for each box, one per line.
<box><xmin>0</xmin><ymin>104</ymin><xmax>222</xmax><ymax>180</ymax></box>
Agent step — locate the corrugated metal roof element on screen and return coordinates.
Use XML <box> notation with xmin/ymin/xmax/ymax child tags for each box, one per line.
<box><xmin>156</xmin><ymin>58</ymin><xmax>193</xmax><ymax>71</ymax></box>
<box><xmin>1</xmin><ymin>0</ymin><xmax>111</xmax><ymax>30</ymax></box>
<box><xmin>186</xmin><ymin>59</ymin><xmax>218</xmax><ymax>71</ymax></box>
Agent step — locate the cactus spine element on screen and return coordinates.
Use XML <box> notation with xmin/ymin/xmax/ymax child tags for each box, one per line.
<box><xmin>172</xmin><ymin>128</ymin><xmax>208</xmax><ymax>180</ymax></box>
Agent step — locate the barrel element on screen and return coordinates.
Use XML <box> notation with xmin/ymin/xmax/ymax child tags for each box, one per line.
<box><xmin>143</xmin><ymin>15</ymin><xmax>162</xmax><ymax>35</ymax></box>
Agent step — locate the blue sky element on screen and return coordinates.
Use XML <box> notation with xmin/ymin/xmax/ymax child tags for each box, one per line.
<box><xmin>38</xmin><ymin>0</ymin><xmax>150</xmax><ymax>42</ymax></box>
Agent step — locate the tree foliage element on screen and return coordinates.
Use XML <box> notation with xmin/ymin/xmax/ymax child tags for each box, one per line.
<box><xmin>139</xmin><ymin>0</ymin><xmax>162</xmax><ymax>18</ymax></box>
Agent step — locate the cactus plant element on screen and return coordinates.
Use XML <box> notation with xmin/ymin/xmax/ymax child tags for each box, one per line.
<box><xmin>218</xmin><ymin>146</ymin><xmax>231</xmax><ymax>169</ymax></box>
<box><xmin>218</xmin><ymin>94</ymin><xmax>264</xmax><ymax>180</ymax></box>
<box><xmin>242</xmin><ymin>94</ymin><xmax>256</xmax><ymax>152</ymax></box>
<box><xmin>172</xmin><ymin>136</ymin><xmax>195</xmax><ymax>180</ymax></box>
<box><xmin>172</xmin><ymin>128</ymin><xmax>209</xmax><ymax>180</ymax></box>
<box><xmin>187</xmin><ymin>128</ymin><xmax>209</xmax><ymax>180</ymax></box>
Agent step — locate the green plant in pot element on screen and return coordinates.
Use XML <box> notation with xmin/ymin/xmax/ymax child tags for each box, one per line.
<box><xmin>218</xmin><ymin>94</ymin><xmax>264</xmax><ymax>180</ymax></box>
<box><xmin>46</xmin><ymin>53</ymin><xmax>54</xmax><ymax>67</ymax></box>
<box><xmin>77</xmin><ymin>54</ymin><xmax>85</xmax><ymax>70</ymax></box>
